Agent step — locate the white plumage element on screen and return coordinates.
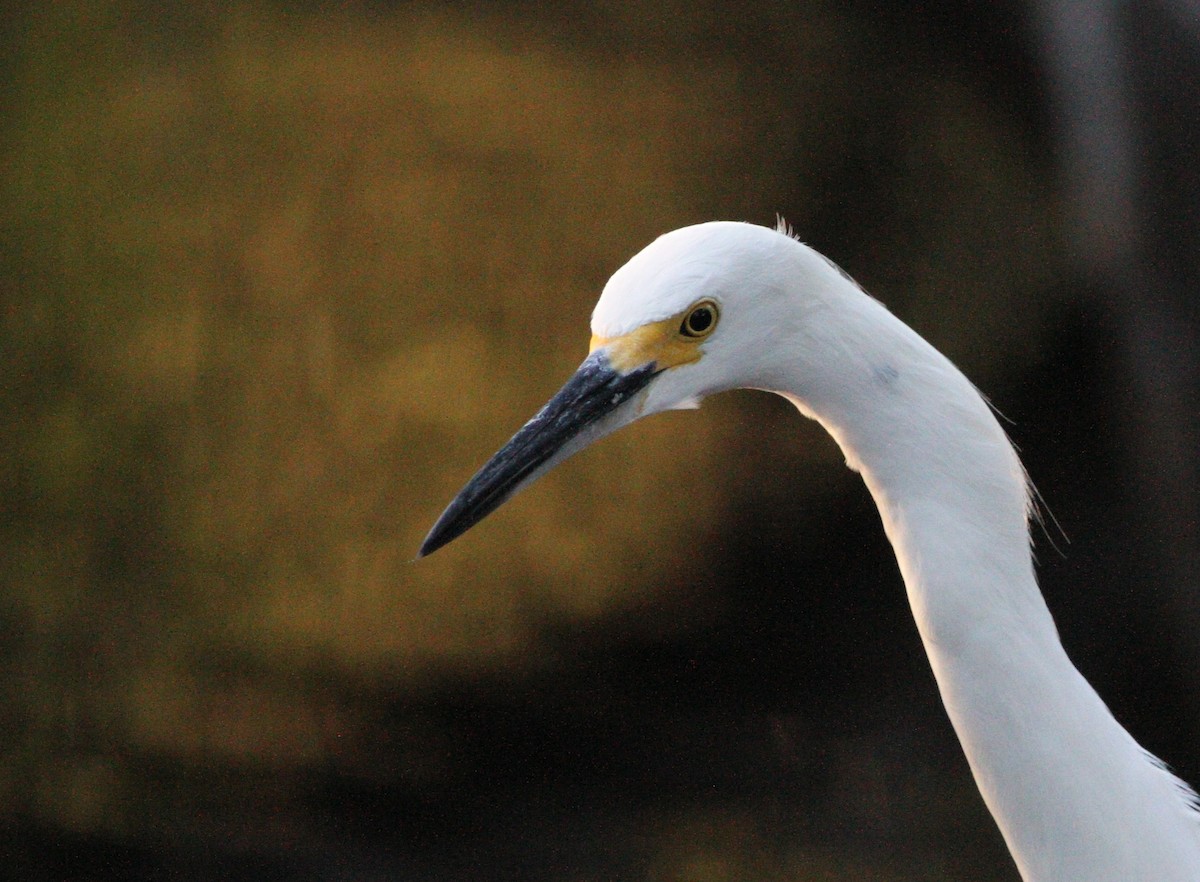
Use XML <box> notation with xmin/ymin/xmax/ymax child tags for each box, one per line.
<box><xmin>422</xmin><ymin>221</ymin><xmax>1200</xmax><ymax>880</ymax></box>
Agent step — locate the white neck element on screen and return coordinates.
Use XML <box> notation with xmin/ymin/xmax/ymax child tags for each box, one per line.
<box><xmin>771</xmin><ymin>271</ymin><xmax>1200</xmax><ymax>881</ymax></box>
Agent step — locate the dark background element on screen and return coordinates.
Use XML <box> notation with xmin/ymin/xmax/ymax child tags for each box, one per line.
<box><xmin>2</xmin><ymin>2</ymin><xmax>1197</xmax><ymax>879</ymax></box>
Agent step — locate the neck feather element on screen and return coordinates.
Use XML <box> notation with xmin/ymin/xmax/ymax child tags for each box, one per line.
<box><xmin>771</xmin><ymin>276</ymin><xmax>1200</xmax><ymax>881</ymax></box>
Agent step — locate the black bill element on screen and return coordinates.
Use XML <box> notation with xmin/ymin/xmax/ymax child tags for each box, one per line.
<box><xmin>418</xmin><ymin>349</ymin><xmax>658</xmax><ymax>557</ymax></box>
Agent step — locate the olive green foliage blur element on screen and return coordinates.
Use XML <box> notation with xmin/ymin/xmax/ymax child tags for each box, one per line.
<box><xmin>3</xmin><ymin>3</ymin><xmax>1052</xmax><ymax>876</ymax></box>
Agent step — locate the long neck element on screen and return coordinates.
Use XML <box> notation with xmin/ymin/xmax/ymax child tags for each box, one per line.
<box><xmin>774</xmin><ymin>286</ymin><xmax>1200</xmax><ymax>881</ymax></box>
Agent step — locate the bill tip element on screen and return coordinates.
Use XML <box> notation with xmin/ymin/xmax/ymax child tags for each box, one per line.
<box><xmin>417</xmin><ymin>522</ymin><xmax>458</xmax><ymax>558</ymax></box>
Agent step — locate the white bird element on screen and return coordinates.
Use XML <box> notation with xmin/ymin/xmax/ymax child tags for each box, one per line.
<box><xmin>420</xmin><ymin>220</ymin><xmax>1200</xmax><ymax>880</ymax></box>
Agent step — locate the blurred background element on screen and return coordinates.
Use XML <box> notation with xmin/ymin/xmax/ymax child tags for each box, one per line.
<box><xmin>2</xmin><ymin>1</ymin><xmax>1198</xmax><ymax>879</ymax></box>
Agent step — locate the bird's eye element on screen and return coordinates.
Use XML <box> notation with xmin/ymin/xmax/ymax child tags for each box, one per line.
<box><xmin>680</xmin><ymin>301</ymin><xmax>719</xmax><ymax>338</ymax></box>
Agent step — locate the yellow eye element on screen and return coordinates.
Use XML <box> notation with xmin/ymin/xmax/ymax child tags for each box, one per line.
<box><xmin>680</xmin><ymin>300</ymin><xmax>719</xmax><ymax>338</ymax></box>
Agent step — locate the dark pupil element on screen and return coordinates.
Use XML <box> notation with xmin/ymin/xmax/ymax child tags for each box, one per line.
<box><xmin>687</xmin><ymin>307</ymin><xmax>712</xmax><ymax>334</ymax></box>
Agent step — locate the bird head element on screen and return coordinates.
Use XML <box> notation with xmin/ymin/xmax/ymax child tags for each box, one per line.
<box><xmin>418</xmin><ymin>221</ymin><xmax>802</xmax><ymax>557</ymax></box>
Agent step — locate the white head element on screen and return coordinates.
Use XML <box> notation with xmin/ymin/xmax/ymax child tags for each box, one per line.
<box><xmin>591</xmin><ymin>220</ymin><xmax>858</xmax><ymax>417</ymax></box>
<box><xmin>419</xmin><ymin>220</ymin><xmax>854</xmax><ymax>555</ymax></box>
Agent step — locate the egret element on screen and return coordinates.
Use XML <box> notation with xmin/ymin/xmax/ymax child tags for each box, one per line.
<box><xmin>419</xmin><ymin>221</ymin><xmax>1200</xmax><ymax>880</ymax></box>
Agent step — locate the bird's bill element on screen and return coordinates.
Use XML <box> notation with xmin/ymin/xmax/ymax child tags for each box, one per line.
<box><xmin>418</xmin><ymin>349</ymin><xmax>658</xmax><ymax>557</ymax></box>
